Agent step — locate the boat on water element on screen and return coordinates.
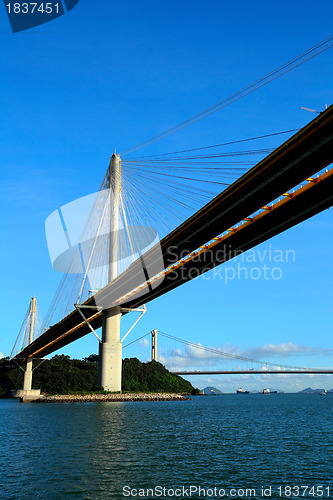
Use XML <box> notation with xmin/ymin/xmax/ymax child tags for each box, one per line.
<box><xmin>236</xmin><ymin>388</ymin><xmax>249</xmax><ymax>394</ymax></box>
<box><xmin>261</xmin><ymin>388</ymin><xmax>270</xmax><ymax>394</ymax></box>
<box><xmin>318</xmin><ymin>390</ymin><xmax>327</xmax><ymax>396</ymax></box>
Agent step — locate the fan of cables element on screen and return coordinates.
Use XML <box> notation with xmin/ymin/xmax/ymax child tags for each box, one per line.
<box><xmin>11</xmin><ymin>299</ymin><xmax>43</xmax><ymax>359</ymax></box>
<box><xmin>40</xmin><ymin>129</ymin><xmax>299</xmax><ymax>331</ymax></box>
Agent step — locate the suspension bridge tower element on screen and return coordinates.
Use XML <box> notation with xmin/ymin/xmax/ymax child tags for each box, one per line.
<box><xmin>98</xmin><ymin>154</ymin><xmax>123</xmax><ymax>392</ymax></box>
<box><xmin>151</xmin><ymin>330</ymin><xmax>158</xmax><ymax>362</ymax></box>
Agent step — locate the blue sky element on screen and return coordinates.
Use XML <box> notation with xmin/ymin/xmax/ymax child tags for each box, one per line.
<box><xmin>1</xmin><ymin>1</ymin><xmax>332</xmax><ymax>392</ymax></box>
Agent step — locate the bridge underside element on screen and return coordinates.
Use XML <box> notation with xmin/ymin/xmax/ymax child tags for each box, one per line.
<box><xmin>14</xmin><ymin>105</ymin><xmax>333</xmax><ymax>364</ymax></box>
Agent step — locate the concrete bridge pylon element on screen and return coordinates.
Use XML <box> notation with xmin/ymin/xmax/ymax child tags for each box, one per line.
<box><xmin>22</xmin><ymin>297</ymin><xmax>36</xmax><ymax>391</ymax></box>
<box><xmin>12</xmin><ymin>297</ymin><xmax>41</xmax><ymax>401</ymax></box>
<box><xmin>98</xmin><ymin>154</ymin><xmax>123</xmax><ymax>392</ymax></box>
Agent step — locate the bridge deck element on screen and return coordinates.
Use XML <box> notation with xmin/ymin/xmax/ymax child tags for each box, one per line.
<box><xmin>15</xmin><ymin>106</ymin><xmax>333</xmax><ymax>362</ymax></box>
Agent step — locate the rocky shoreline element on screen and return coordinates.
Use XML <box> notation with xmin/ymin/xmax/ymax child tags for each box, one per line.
<box><xmin>32</xmin><ymin>393</ymin><xmax>191</xmax><ymax>403</ymax></box>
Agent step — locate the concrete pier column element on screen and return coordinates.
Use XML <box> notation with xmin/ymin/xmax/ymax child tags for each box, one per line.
<box><xmin>23</xmin><ymin>358</ymin><xmax>33</xmax><ymax>391</ymax></box>
<box><xmin>98</xmin><ymin>306</ymin><xmax>122</xmax><ymax>391</ymax></box>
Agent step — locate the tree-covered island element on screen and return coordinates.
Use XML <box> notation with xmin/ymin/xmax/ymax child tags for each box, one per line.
<box><xmin>0</xmin><ymin>355</ymin><xmax>195</xmax><ymax>396</ymax></box>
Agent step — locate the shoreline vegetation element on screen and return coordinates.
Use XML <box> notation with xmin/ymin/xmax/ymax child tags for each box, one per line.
<box><xmin>0</xmin><ymin>355</ymin><xmax>196</xmax><ymax>397</ymax></box>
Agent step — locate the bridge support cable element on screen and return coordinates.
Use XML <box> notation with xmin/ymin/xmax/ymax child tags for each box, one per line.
<box><xmin>128</xmin><ymin>129</ymin><xmax>299</xmax><ymax>159</ymax></box>
<box><xmin>157</xmin><ymin>331</ymin><xmax>333</xmax><ymax>375</ymax></box>
<box><xmin>120</xmin><ymin>305</ymin><xmax>147</xmax><ymax>343</ymax></box>
<box><xmin>120</xmin><ymin>34</ymin><xmax>333</xmax><ymax>156</ymax></box>
<box><xmin>74</xmin><ymin>304</ymin><xmax>102</xmax><ymax>343</ymax></box>
<box><xmin>123</xmin><ymin>331</ymin><xmax>151</xmax><ymax>350</ymax></box>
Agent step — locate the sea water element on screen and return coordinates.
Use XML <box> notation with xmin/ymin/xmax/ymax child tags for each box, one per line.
<box><xmin>0</xmin><ymin>394</ymin><xmax>332</xmax><ymax>499</ymax></box>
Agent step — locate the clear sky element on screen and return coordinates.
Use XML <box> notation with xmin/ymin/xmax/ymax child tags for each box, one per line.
<box><xmin>1</xmin><ymin>0</ymin><xmax>332</xmax><ymax>392</ymax></box>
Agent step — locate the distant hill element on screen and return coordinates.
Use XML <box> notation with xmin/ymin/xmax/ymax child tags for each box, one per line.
<box><xmin>202</xmin><ymin>386</ymin><xmax>222</xmax><ymax>395</ymax></box>
<box><xmin>298</xmin><ymin>387</ymin><xmax>333</xmax><ymax>394</ymax></box>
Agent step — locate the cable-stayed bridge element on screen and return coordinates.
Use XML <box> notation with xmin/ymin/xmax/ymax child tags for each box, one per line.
<box><xmin>11</xmin><ymin>104</ymin><xmax>333</xmax><ymax>393</ymax></box>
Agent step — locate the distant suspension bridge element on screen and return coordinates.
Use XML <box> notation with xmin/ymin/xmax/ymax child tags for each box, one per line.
<box><xmin>123</xmin><ymin>330</ymin><xmax>333</xmax><ymax>376</ymax></box>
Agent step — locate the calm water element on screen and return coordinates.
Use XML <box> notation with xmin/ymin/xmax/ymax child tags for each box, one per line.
<box><xmin>0</xmin><ymin>394</ymin><xmax>332</xmax><ymax>500</ymax></box>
